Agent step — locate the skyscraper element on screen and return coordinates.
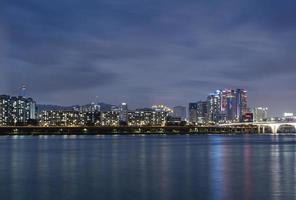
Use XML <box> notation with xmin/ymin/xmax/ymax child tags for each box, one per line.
<box><xmin>236</xmin><ymin>89</ymin><xmax>248</xmax><ymax>121</ymax></box>
<box><xmin>119</xmin><ymin>103</ymin><xmax>128</xmax><ymax>123</ymax></box>
<box><xmin>197</xmin><ymin>101</ymin><xmax>207</xmax><ymax>124</ymax></box>
<box><xmin>225</xmin><ymin>90</ymin><xmax>236</xmax><ymax>121</ymax></box>
<box><xmin>188</xmin><ymin>103</ymin><xmax>198</xmax><ymax>125</ymax></box>
<box><xmin>207</xmin><ymin>91</ymin><xmax>221</xmax><ymax>123</ymax></box>
<box><xmin>220</xmin><ymin>89</ymin><xmax>232</xmax><ymax>112</ymax></box>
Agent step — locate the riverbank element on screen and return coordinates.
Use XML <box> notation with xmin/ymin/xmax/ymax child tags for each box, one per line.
<box><xmin>0</xmin><ymin>125</ymin><xmax>260</xmax><ymax>135</ymax></box>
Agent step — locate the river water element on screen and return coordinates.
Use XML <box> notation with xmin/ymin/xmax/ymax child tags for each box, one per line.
<box><xmin>0</xmin><ymin>135</ymin><xmax>296</xmax><ymax>200</ymax></box>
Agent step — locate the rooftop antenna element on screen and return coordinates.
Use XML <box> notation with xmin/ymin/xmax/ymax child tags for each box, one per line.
<box><xmin>95</xmin><ymin>96</ymin><xmax>99</xmax><ymax>104</ymax></box>
<box><xmin>19</xmin><ymin>84</ymin><xmax>27</xmax><ymax>97</ymax></box>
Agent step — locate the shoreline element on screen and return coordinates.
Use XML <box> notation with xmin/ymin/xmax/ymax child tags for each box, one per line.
<box><xmin>0</xmin><ymin>133</ymin><xmax>293</xmax><ymax>137</ymax></box>
<box><xmin>0</xmin><ymin>125</ymin><xmax>260</xmax><ymax>135</ymax></box>
<box><xmin>0</xmin><ymin>126</ymin><xmax>293</xmax><ymax>135</ymax></box>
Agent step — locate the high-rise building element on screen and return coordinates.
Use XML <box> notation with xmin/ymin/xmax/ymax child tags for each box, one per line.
<box><xmin>0</xmin><ymin>95</ymin><xmax>36</xmax><ymax>126</ymax></box>
<box><xmin>188</xmin><ymin>103</ymin><xmax>198</xmax><ymax>125</ymax></box>
<box><xmin>236</xmin><ymin>89</ymin><xmax>248</xmax><ymax>121</ymax></box>
<box><xmin>197</xmin><ymin>101</ymin><xmax>207</xmax><ymax>124</ymax></box>
<box><xmin>0</xmin><ymin>95</ymin><xmax>12</xmax><ymax>125</ymax></box>
<box><xmin>207</xmin><ymin>92</ymin><xmax>221</xmax><ymax>123</ymax></box>
<box><xmin>220</xmin><ymin>89</ymin><xmax>232</xmax><ymax>112</ymax></box>
<box><xmin>119</xmin><ymin>103</ymin><xmax>128</xmax><ymax>123</ymax></box>
<box><xmin>27</xmin><ymin>98</ymin><xmax>37</xmax><ymax>120</ymax></box>
<box><xmin>252</xmin><ymin>107</ymin><xmax>268</xmax><ymax>122</ymax></box>
<box><xmin>226</xmin><ymin>90</ymin><xmax>236</xmax><ymax>121</ymax></box>
<box><xmin>173</xmin><ymin>106</ymin><xmax>186</xmax><ymax>121</ymax></box>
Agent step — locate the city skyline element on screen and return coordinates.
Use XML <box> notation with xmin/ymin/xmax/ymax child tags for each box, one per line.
<box><xmin>1</xmin><ymin>0</ymin><xmax>296</xmax><ymax>116</ymax></box>
<box><xmin>1</xmin><ymin>89</ymin><xmax>294</xmax><ymax>131</ymax></box>
<box><xmin>1</xmin><ymin>87</ymin><xmax>293</xmax><ymax>121</ymax></box>
<box><xmin>0</xmin><ymin>87</ymin><xmax>294</xmax><ymax>118</ymax></box>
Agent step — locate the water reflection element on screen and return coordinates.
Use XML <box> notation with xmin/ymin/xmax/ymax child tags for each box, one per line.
<box><xmin>271</xmin><ymin>136</ymin><xmax>280</xmax><ymax>200</ymax></box>
<box><xmin>243</xmin><ymin>141</ymin><xmax>253</xmax><ymax>200</ymax></box>
<box><xmin>0</xmin><ymin>136</ymin><xmax>296</xmax><ymax>200</ymax></box>
<box><xmin>209</xmin><ymin>136</ymin><xmax>223</xmax><ymax>200</ymax></box>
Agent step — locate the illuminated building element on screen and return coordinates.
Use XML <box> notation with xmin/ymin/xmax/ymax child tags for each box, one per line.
<box><xmin>39</xmin><ymin>110</ymin><xmax>101</xmax><ymax>126</ymax></box>
<box><xmin>207</xmin><ymin>91</ymin><xmax>221</xmax><ymax>123</ymax></box>
<box><xmin>101</xmin><ymin>111</ymin><xmax>120</xmax><ymax>126</ymax></box>
<box><xmin>283</xmin><ymin>113</ymin><xmax>293</xmax><ymax>117</ymax></box>
<box><xmin>120</xmin><ymin>103</ymin><xmax>128</xmax><ymax>123</ymax></box>
<box><xmin>152</xmin><ymin>104</ymin><xmax>172</xmax><ymax>112</ymax></box>
<box><xmin>252</xmin><ymin>107</ymin><xmax>268</xmax><ymax>122</ymax></box>
<box><xmin>242</xmin><ymin>112</ymin><xmax>253</xmax><ymax>122</ymax></box>
<box><xmin>80</xmin><ymin>111</ymin><xmax>101</xmax><ymax>126</ymax></box>
<box><xmin>0</xmin><ymin>95</ymin><xmax>36</xmax><ymax>126</ymax></box>
<box><xmin>226</xmin><ymin>90</ymin><xmax>236</xmax><ymax>121</ymax></box>
<box><xmin>216</xmin><ymin>89</ymin><xmax>248</xmax><ymax>122</ymax></box>
<box><xmin>220</xmin><ymin>89</ymin><xmax>232</xmax><ymax>112</ymax></box>
<box><xmin>127</xmin><ymin>109</ymin><xmax>168</xmax><ymax>126</ymax></box>
<box><xmin>0</xmin><ymin>95</ymin><xmax>12</xmax><ymax>125</ymax></box>
<box><xmin>40</xmin><ymin>111</ymin><xmax>81</xmax><ymax>126</ymax></box>
<box><xmin>282</xmin><ymin>113</ymin><xmax>295</xmax><ymax>122</ymax></box>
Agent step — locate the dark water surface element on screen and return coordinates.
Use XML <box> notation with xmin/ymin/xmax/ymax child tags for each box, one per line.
<box><xmin>0</xmin><ymin>135</ymin><xmax>296</xmax><ymax>200</ymax></box>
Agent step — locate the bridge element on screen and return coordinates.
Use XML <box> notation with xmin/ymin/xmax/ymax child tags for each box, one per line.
<box><xmin>220</xmin><ymin>122</ymin><xmax>296</xmax><ymax>134</ymax></box>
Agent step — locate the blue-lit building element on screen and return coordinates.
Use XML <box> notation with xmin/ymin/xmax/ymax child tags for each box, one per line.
<box><xmin>188</xmin><ymin>103</ymin><xmax>198</xmax><ymax>125</ymax></box>
<box><xmin>207</xmin><ymin>91</ymin><xmax>221</xmax><ymax>123</ymax></box>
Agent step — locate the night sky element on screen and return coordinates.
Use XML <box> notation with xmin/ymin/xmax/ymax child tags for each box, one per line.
<box><xmin>1</xmin><ymin>0</ymin><xmax>296</xmax><ymax>116</ymax></box>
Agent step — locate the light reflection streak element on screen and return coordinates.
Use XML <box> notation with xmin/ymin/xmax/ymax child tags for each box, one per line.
<box><xmin>271</xmin><ymin>136</ymin><xmax>280</xmax><ymax>200</ymax></box>
<box><xmin>210</xmin><ymin>136</ymin><xmax>222</xmax><ymax>200</ymax></box>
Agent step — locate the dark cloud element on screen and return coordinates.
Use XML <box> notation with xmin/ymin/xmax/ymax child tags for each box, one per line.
<box><xmin>7</xmin><ymin>64</ymin><xmax>117</xmax><ymax>93</ymax></box>
<box><xmin>0</xmin><ymin>0</ymin><xmax>296</xmax><ymax>115</ymax></box>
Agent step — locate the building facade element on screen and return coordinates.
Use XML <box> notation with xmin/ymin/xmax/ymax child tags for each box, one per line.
<box><xmin>101</xmin><ymin>111</ymin><xmax>120</xmax><ymax>126</ymax></box>
<box><xmin>188</xmin><ymin>103</ymin><xmax>198</xmax><ymax>125</ymax></box>
<box><xmin>207</xmin><ymin>92</ymin><xmax>221</xmax><ymax>123</ymax></box>
<box><xmin>119</xmin><ymin>103</ymin><xmax>128</xmax><ymax>123</ymax></box>
<box><xmin>127</xmin><ymin>109</ymin><xmax>168</xmax><ymax>126</ymax></box>
<box><xmin>39</xmin><ymin>110</ymin><xmax>101</xmax><ymax>126</ymax></box>
<box><xmin>173</xmin><ymin>106</ymin><xmax>186</xmax><ymax>121</ymax></box>
<box><xmin>0</xmin><ymin>95</ymin><xmax>36</xmax><ymax>126</ymax></box>
<box><xmin>252</xmin><ymin>107</ymin><xmax>268</xmax><ymax>122</ymax></box>
<box><xmin>236</xmin><ymin>89</ymin><xmax>248</xmax><ymax>121</ymax></box>
<box><xmin>196</xmin><ymin>101</ymin><xmax>207</xmax><ymax>124</ymax></box>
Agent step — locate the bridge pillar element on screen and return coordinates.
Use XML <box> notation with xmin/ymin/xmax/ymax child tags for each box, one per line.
<box><xmin>294</xmin><ymin>125</ymin><xmax>296</xmax><ymax>133</ymax></box>
<box><xmin>271</xmin><ymin>125</ymin><xmax>279</xmax><ymax>134</ymax></box>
